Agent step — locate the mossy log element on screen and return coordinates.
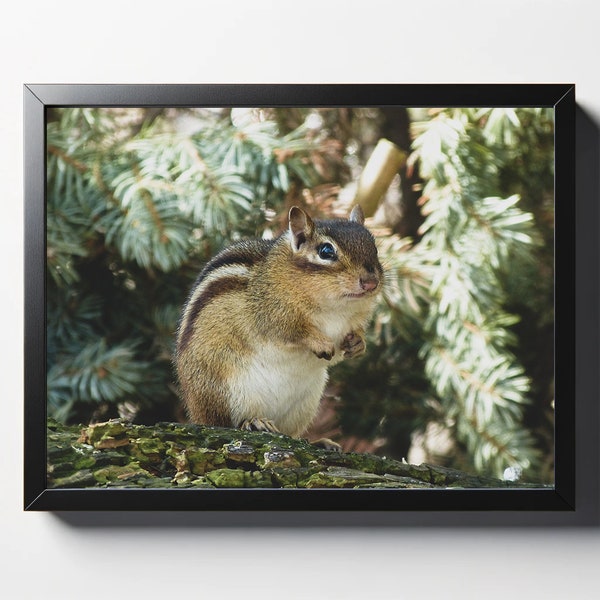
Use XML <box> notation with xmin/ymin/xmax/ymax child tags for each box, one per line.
<box><xmin>47</xmin><ymin>419</ymin><xmax>521</xmax><ymax>489</ymax></box>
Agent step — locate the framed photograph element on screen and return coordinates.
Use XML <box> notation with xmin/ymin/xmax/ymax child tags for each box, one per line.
<box><xmin>25</xmin><ymin>84</ymin><xmax>576</xmax><ymax>512</ymax></box>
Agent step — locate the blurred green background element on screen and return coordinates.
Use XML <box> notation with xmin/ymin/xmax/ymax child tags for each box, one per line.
<box><xmin>46</xmin><ymin>105</ymin><xmax>555</xmax><ymax>482</ymax></box>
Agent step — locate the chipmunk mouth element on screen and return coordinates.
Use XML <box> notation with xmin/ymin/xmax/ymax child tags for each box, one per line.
<box><xmin>343</xmin><ymin>290</ymin><xmax>372</xmax><ymax>299</ymax></box>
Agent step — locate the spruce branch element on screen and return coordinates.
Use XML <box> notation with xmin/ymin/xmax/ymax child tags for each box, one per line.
<box><xmin>379</xmin><ymin>108</ymin><xmax>549</xmax><ymax>477</ymax></box>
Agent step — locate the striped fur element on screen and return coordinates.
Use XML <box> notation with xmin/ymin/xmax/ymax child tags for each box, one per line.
<box><xmin>177</xmin><ymin>267</ymin><xmax>249</xmax><ymax>353</ymax></box>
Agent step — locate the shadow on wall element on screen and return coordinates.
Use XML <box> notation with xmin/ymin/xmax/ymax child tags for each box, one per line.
<box><xmin>52</xmin><ymin>106</ymin><xmax>599</xmax><ymax>530</ymax></box>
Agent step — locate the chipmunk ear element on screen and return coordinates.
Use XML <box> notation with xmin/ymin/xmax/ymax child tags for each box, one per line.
<box><xmin>288</xmin><ymin>206</ymin><xmax>315</xmax><ymax>251</ymax></box>
<box><xmin>349</xmin><ymin>204</ymin><xmax>365</xmax><ymax>225</ymax></box>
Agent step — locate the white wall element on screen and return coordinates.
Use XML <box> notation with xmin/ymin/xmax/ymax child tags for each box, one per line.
<box><xmin>2</xmin><ymin>1</ymin><xmax>599</xmax><ymax>598</ymax></box>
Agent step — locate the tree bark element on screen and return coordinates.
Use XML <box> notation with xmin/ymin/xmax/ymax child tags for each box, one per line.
<box><xmin>379</xmin><ymin>107</ymin><xmax>424</xmax><ymax>239</ymax></box>
<box><xmin>47</xmin><ymin>419</ymin><xmax>529</xmax><ymax>489</ymax></box>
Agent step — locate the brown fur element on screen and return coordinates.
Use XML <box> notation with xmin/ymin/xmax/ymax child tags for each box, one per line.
<box><xmin>174</xmin><ymin>206</ymin><xmax>383</xmax><ymax>440</ymax></box>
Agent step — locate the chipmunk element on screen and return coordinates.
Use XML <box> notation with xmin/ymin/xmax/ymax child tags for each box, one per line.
<box><xmin>174</xmin><ymin>205</ymin><xmax>383</xmax><ymax>450</ymax></box>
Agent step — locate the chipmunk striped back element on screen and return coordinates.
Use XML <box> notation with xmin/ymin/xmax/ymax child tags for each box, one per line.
<box><xmin>176</xmin><ymin>239</ymin><xmax>273</xmax><ymax>355</ymax></box>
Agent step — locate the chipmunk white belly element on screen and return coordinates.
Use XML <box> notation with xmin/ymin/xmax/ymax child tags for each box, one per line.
<box><xmin>227</xmin><ymin>343</ymin><xmax>328</xmax><ymax>437</ymax></box>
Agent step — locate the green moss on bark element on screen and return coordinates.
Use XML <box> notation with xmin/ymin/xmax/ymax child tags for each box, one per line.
<box><xmin>46</xmin><ymin>418</ymin><xmax>530</xmax><ymax>489</ymax></box>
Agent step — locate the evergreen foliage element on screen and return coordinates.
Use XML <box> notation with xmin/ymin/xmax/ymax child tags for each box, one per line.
<box><xmin>46</xmin><ymin>107</ymin><xmax>329</xmax><ymax>422</ymax></box>
<box><xmin>46</xmin><ymin>106</ymin><xmax>554</xmax><ymax>480</ymax></box>
<box><xmin>336</xmin><ymin>108</ymin><xmax>554</xmax><ymax>479</ymax></box>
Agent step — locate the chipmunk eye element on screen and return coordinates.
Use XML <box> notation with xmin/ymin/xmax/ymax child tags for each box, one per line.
<box><xmin>317</xmin><ymin>242</ymin><xmax>337</xmax><ymax>261</ymax></box>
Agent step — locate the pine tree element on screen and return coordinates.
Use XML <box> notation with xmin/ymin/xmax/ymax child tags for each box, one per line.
<box><xmin>334</xmin><ymin>108</ymin><xmax>554</xmax><ymax>480</ymax></box>
<box><xmin>46</xmin><ymin>107</ymin><xmax>333</xmax><ymax>423</ymax></box>
<box><xmin>46</xmin><ymin>106</ymin><xmax>555</xmax><ymax>481</ymax></box>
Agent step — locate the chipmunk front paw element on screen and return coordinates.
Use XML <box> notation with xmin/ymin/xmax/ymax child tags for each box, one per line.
<box><xmin>309</xmin><ymin>339</ymin><xmax>336</xmax><ymax>361</ymax></box>
<box><xmin>340</xmin><ymin>331</ymin><xmax>365</xmax><ymax>359</ymax></box>
<box><xmin>313</xmin><ymin>348</ymin><xmax>335</xmax><ymax>361</ymax></box>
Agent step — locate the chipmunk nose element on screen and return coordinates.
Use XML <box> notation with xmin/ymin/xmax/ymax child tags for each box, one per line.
<box><xmin>360</xmin><ymin>275</ymin><xmax>379</xmax><ymax>292</ymax></box>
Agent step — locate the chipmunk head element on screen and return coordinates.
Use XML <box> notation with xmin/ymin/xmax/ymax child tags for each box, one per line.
<box><xmin>287</xmin><ymin>205</ymin><xmax>383</xmax><ymax>300</ymax></box>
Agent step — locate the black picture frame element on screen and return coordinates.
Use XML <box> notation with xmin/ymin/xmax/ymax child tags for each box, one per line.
<box><xmin>24</xmin><ymin>83</ymin><xmax>580</xmax><ymax>514</ymax></box>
